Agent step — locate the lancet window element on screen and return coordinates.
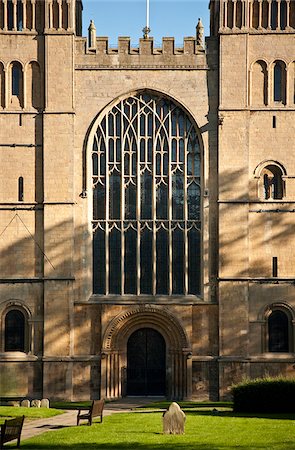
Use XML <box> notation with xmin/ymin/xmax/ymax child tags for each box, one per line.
<box><xmin>92</xmin><ymin>92</ymin><xmax>202</xmax><ymax>296</ymax></box>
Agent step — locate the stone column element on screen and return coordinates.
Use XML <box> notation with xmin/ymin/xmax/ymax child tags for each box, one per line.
<box><xmin>277</xmin><ymin>0</ymin><xmax>281</xmax><ymax>29</ymax></box>
<box><xmin>233</xmin><ymin>0</ymin><xmax>237</xmax><ymax>28</ymax></box>
<box><xmin>57</xmin><ymin>0</ymin><xmax>62</xmax><ymax>30</ymax></box>
<box><xmin>12</xmin><ymin>0</ymin><xmax>17</xmax><ymax>31</ymax></box>
<box><xmin>22</xmin><ymin>0</ymin><xmax>27</xmax><ymax>30</ymax></box>
<box><xmin>31</xmin><ymin>0</ymin><xmax>36</xmax><ymax>31</ymax></box>
<box><xmin>3</xmin><ymin>0</ymin><xmax>7</xmax><ymax>30</ymax></box>
<box><xmin>258</xmin><ymin>0</ymin><xmax>263</xmax><ymax>28</ymax></box>
<box><xmin>286</xmin><ymin>0</ymin><xmax>290</xmax><ymax>29</ymax></box>
<box><xmin>267</xmin><ymin>0</ymin><xmax>272</xmax><ymax>29</ymax></box>
<box><xmin>224</xmin><ymin>0</ymin><xmax>228</xmax><ymax>28</ymax></box>
<box><xmin>249</xmin><ymin>0</ymin><xmax>253</xmax><ymax>29</ymax></box>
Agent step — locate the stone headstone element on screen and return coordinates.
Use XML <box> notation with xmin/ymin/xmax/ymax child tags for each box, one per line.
<box><xmin>7</xmin><ymin>401</ymin><xmax>20</xmax><ymax>407</ymax></box>
<box><xmin>21</xmin><ymin>399</ymin><xmax>30</xmax><ymax>408</ymax></box>
<box><xmin>41</xmin><ymin>398</ymin><xmax>50</xmax><ymax>408</ymax></box>
<box><xmin>31</xmin><ymin>399</ymin><xmax>41</xmax><ymax>408</ymax></box>
<box><xmin>163</xmin><ymin>402</ymin><xmax>186</xmax><ymax>435</ymax></box>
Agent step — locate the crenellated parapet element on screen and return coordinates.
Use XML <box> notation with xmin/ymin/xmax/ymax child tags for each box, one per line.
<box><xmin>75</xmin><ymin>33</ymin><xmax>207</xmax><ymax>70</ymax></box>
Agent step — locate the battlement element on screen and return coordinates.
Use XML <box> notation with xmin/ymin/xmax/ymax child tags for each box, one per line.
<box><xmin>75</xmin><ymin>35</ymin><xmax>207</xmax><ymax>69</ymax></box>
<box><xmin>75</xmin><ymin>18</ymin><xmax>206</xmax><ymax>70</ymax></box>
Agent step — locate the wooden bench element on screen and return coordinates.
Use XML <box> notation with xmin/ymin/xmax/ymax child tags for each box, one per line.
<box><xmin>0</xmin><ymin>416</ymin><xmax>25</xmax><ymax>449</ymax></box>
<box><xmin>77</xmin><ymin>400</ymin><xmax>104</xmax><ymax>426</ymax></box>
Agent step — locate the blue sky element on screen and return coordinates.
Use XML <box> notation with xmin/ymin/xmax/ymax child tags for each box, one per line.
<box><xmin>82</xmin><ymin>0</ymin><xmax>210</xmax><ymax>46</ymax></box>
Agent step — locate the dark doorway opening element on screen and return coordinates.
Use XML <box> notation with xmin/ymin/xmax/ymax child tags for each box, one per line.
<box><xmin>127</xmin><ymin>328</ymin><xmax>166</xmax><ymax>396</ymax></box>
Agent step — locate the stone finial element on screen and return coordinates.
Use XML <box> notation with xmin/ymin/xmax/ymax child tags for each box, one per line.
<box><xmin>31</xmin><ymin>399</ymin><xmax>41</xmax><ymax>408</ymax></box>
<box><xmin>41</xmin><ymin>398</ymin><xmax>50</xmax><ymax>408</ymax></box>
<box><xmin>196</xmin><ymin>18</ymin><xmax>204</xmax><ymax>47</ymax></box>
<box><xmin>163</xmin><ymin>402</ymin><xmax>186</xmax><ymax>435</ymax></box>
<box><xmin>21</xmin><ymin>399</ymin><xmax>30</xmax><ymax>408</ymax></box>
<box><xmin>88</xmin><ymin>20</ymin><xmax>97</xmax><ymax>50</ymax></box>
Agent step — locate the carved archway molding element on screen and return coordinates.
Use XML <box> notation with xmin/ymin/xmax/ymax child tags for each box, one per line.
<box><xmin>102</xmin><ymin>305</ymin><xmax>191</xmax><ymax>353</ymax></box>
<box><xmin>100</xmin><ymin>306</ymin><xmax>192</xmax><ymax>400</ymax></box>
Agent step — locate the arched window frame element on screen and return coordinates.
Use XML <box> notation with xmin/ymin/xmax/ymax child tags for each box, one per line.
<box><xmin>254</xmin><ymin>160</ymin><xmax>287</xmax><ymax>200</ymax></box>
<box><xmin>273</xmin><ymin>60</ymin><xmax>287</xmax><ymax>104</ymax></box>
<box><xmin>249</xmin><ymin>59</ymin><xmax>268</xmax><ymax>106</ymax></box>
<box><xmin>87</xmin><ymin>90</ymin><xmax>203</xmax><ymax>298</ymax></box>
<box><xmin>262</xmin><ymin>303</ymin><xmax>294</xmax><ymax>353</ymax></box>
<box><xmin>10</xmin><ymin>61</ymin><xmax>23</xmax><ymax>108</ymax></box>
<box><xmin>1</xmin><ymin>305</ymin><xmax>30</xmax><ymax>354</ymax></box>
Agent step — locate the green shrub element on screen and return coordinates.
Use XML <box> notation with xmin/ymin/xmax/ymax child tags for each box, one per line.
<box><xmin>232</xmin><ymin>377</ymin><xmax>295</xmax><ymax>413</ymax></box>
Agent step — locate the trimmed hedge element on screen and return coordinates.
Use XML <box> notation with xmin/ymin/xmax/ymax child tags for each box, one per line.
<box><xmin>232</xmin><ymin>377</ymin><xmax>295</xmax><ymax>413</ymax></box>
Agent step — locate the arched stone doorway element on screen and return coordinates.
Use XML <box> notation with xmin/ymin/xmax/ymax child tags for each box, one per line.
<box><xmin>127</xmin><ymin>328</ymin><xmax>166</xmax><ymax>396</ymax></box>
<box><xmin>101</xmin><ymin>306</ymin><xmax>191</xmax><ymax>400</ymax></box>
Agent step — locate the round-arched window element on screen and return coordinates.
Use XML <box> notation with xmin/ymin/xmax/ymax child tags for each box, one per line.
<box><xmin>5</xmin><ymin>309</ymin><xmax>26</xmax><ymax>352</ymax></box>
<box><xmin>92</xmin><ymin>91</ymin><xmax>202</xmax><ymax>296</ymax></box>
<box><xmin>268</xmin><ymin>310</ymin><xmax>289</xmax><ymax>352</ymax></box>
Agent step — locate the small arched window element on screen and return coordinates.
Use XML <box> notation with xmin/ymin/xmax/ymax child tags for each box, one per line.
<box><xmin>11</xmin><ymin>62</ymin><xmax>23</xmax><ymax>108</ymax></box>
<box><xmin>261</xmin><ymin>165</ymin><xmax>284</xmax><ymax>200</ymax></box>
<box><xmin>273</xmin><ymin>61</ymin><xmax>286</xmax><ymax>104</ymax></box>
<box><xmin>4</xmin><ymin>309</ymin><xmax>26</xmax><ymax>352</ymax></box>
<box><xmin>251</xmin><ymin>60</ymin><xmax>268</xmax><ymax>106</ymax></box>
<box><xmin>268</xmin><ymin>310</ymin><xmax>290</xmax><ymax>352</ymax></box>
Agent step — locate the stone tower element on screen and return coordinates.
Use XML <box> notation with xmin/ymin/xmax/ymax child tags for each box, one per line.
<box><xmin>210</xmin><ymin>0</ymin><xmax>295</xmax><ymax>396</ymax></box>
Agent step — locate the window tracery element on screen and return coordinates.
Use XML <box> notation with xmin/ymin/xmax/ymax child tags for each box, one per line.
<box><xmin>92</xmin><ymin>92</ymin><xmax>202</xmax><ymax>296</ymax></box>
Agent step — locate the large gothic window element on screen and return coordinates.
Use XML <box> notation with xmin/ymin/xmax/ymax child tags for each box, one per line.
<box><xmin>92</xmin><ymin>92</ymin><xmax>201</xmax><ymax>296</ymax></box>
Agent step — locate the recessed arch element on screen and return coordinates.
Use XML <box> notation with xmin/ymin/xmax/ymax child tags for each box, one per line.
<box><xmin>254</xmin><ymin>160</ymin><xmax>287</xmax><ymax>200</ymax></box>
<box><xmin>101</xmin><ymin>306</ymin><xmax>191</xmax><ymax>400</ymax></box>
<box><xmin>102</xmin><ymin>306</ymin><xmax>190</xmax><ymax>352</ymax></box>
<box><xmin>250</xmin><ymin>60</ymin><xmax>268</xmax><ymax>106</ymax></box>
<box><xmin>1</xmin><ymin>301</ymin><xmax>31</xmax><ymax>353</ymax></box>
<box><xmin>258</xmin><ymin>302</ymin><xmax>295</xmax><ymax>354</ymax></box>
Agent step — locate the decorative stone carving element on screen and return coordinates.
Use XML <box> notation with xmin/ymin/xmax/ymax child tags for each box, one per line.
<box><xmin>196</xmin><ymin>18</ymin><xmax>204</xmax><ymax>47</ymax></box>
<box><xmin>41</xmin><ymin>398</ymin><xmax>50</xmax><ymax>408</ymax></box>
<box><xmin>163</xmin><ymin>402</ymin><xmax>186</xmax><ymax>434</ymax></box>
<box><xmin>31</xmin><ymin>399</ymin><xmax>41</xmax><ymax>408</ymax></box>
<box><xmin>21</xmin><ymin>399</ymin><xmax>30</xmax><ymax>407</ymax></box>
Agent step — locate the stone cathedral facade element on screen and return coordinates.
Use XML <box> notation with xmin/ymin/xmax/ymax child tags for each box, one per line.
<box><xmin>0</xmin><ymin>0</ymin><xmax>295</xmax><ymax>401</ymax></box>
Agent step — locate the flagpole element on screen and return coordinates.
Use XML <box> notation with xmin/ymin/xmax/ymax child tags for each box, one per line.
<box><xmin>143</xmin><ymin>0</ymin><xmax>151</xmax><ymax>39</ymax></box>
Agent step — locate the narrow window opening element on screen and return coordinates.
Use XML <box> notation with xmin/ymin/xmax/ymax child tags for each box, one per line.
<box><xmin>19</xmin><ymin>114</ymin><xmax>22</xmax><ymax>126</ymax></box>
<box><xmin>274</xmin><ymin>61</ymin><xmax>286</xmax><ymax>104</ymax></box>
<box><xmin>262</xmin><ymin>165</ymin><xmax>284</xmax><ymax>200</ymax></box>
<box><xmin>17</xmin><ymin>0</ymin><xmax>23</xmax><ymax>30</ymax></box>
<box><xmin>12</xmin><ymin>64</ymin><xmax>20</xmax><ymax>96</ymax></box>
<box><xmin>7</xmin><ymin>0</ymin><xmax>13</xmax><ymax>30</ymax></box>
<box><xmin>268</xmin><ymin>310</ymin><xmax>289</xmax><ymax>352</ymax></box>
<box><xmin>18</xmin><ymin>176</ymin><xmax>24</xmax><ymax>201</ymax></box>
<box><xmin>5</xmin><ymin>310</ymin><xmax>26</xmax><ymax>352</ymax></box>
<box><xmin>272</xmin><ymin>256</ymin><xmax>278</xmax><ymax>277</ymax></box>
<box><xmin>272</xmin><ymin>116</ymin><xmax>276</xmax><ymax>128</ymax></box>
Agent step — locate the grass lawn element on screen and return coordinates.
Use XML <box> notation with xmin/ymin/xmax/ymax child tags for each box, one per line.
<box><xmin>0</xmin><ymin>406</ymin><xmax>64</xmax><ymax>423</ymax></box>
<box><xmin>17</xmin><ymin>409</ymin><xmax>295</xmax><ymax>450</ymax></box>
